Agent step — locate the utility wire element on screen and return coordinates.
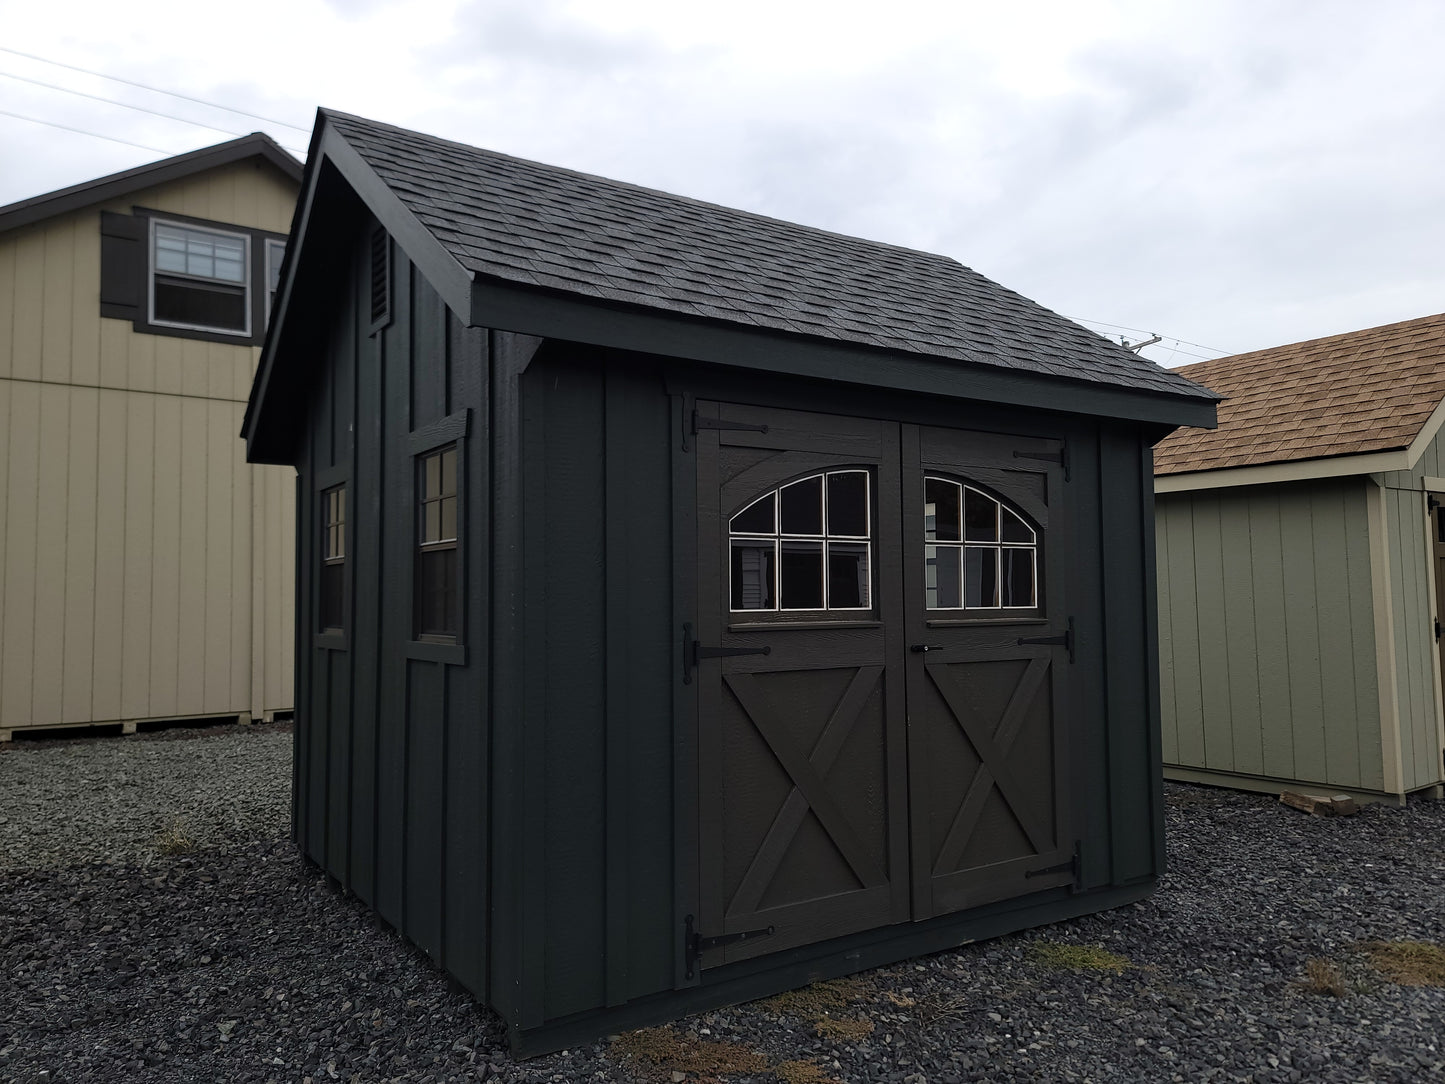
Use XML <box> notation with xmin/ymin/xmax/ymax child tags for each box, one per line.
<box><xmin>0</xmin><ymin>108</ymin><xmax>175</xmax><ymax>154</ymax></box>
<box><xmin>0</xmin><ymin>45</ymin><xmax>312</xmax><ymax>133</ymax></box>
<box><xmin>0</xmin><ymin>69</ymin><xmax>252</xmax><ymax>140</ymax></box>
<box><xmin>1070</xmin><ymin>315</ymin><xmax>1231</xmax><ymax>358</ymax></box>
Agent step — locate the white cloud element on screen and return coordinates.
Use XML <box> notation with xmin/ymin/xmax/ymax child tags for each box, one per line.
<box><xmin>1</xmin><ymin>0</ymin><xmax>1442</xmax><ymax>363</ymax></box>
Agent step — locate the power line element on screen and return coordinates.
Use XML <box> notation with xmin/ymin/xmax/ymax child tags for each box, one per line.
<box><xmin>0</xmin><ymin>108</ymin><xmax>175</xmax><ymax>154</ymax></box>
<box><xmin>1070</xmin><ymin>315</ymin><xmax>1231</xmax><ymax>358</ymax></box>
<box><xmin>0</xmin><ymin>69</ymin><xmax>252</xmax><ymax>140</ymax></box>
<box><xmin>0</xmin><ymin>45</ymin><xmax>312</xmax><ymax>133</ymax></box>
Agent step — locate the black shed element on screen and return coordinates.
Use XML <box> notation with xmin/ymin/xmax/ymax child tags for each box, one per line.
<box><xmin>244</xmin><ymin>110</ymin><xmax>1217</xmax><ymax>1054</ymax></box>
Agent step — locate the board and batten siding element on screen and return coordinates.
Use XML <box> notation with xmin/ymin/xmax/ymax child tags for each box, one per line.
<box><xmin>1156</xmin><ymin>478</ymin><xmax>1386</xmax><ymax>793</ymax></box>
<box><xmin>0</xmin><ymin>160</ymin><xmax>296</xmax><ymax>734</ymax></box>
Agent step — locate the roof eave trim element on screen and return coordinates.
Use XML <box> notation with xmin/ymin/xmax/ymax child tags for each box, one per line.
<box><xmin>0</xmin><ymin>132</ymin><xmax>302</xmax><ymax>236</ymax></box>
<box><xmin>317</xmin><ymin>121</ymin><xmax>473</xmax><ymax>321</ymax></box>
<box><xmin>471</xmin><ymin>275</ymin><xmax>1220</xmax><ymax>428</ymax></box>
<box><xmin>1157</xmin><ymin>391</ymin><xmax>1445</xmax><ymax>493</ymax></box>
<box><xmin>1155</xmin><ymin>449</ymin><xmax>1413</xmax><ymax>493</ymax></box>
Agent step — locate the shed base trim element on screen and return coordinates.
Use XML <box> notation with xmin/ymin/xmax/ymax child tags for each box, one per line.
<box><xmin>1163</xmin><ymin>765</ymin><xmax>1410</xmax><ymax>807</ymax></box>
<box><xmin>504</xmin><ymin>880</ymin><xmax>1154</xmax><ymax>1057</ymax></box>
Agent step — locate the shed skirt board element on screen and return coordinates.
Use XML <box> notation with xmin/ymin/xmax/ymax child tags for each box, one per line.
<box><xmin>692</xmin><ymin>403</ymin><xmax>1075</xmax><ymax>974</ymax></box>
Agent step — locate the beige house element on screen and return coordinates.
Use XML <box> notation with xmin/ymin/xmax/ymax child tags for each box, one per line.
<box><xmin>0</xmin><ymin>134</ymin><xmax>301</xmax><ymax>740</ymax></box>
<box><xmin>1154</xmin><ymin>314</ymin><xmax>1445</xmax><ymax>804</ymax></box>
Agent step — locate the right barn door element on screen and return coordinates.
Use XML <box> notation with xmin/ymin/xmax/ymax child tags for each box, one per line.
<box><xmin>902</xmin><ymin>424</ymin><xmax>1076</xmax><ymax>920</ymax></box>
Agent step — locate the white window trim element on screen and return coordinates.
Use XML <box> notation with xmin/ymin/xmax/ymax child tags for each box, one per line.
<box><xmin>147</xmin><ymin>217</ymin><xmax>252</xmax><ymax>338</ymax></box>
<box><xmin>729</xmin><ymin>469</ymin><xmax>873</xmax><ymax>613</ymax></box>
<box><xmin>924</xmin><ymin>478</ymin><xmax>1040</xmax><ymax>611</ymax></box>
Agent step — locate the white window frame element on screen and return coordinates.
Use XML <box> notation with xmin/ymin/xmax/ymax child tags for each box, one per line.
<box><xmin>148</xmin><ymin>217</ymin><xmax>252</xmax><ymax>338</ymax></box>
<box><xmin>924</xmin><ymin>478</ymin><xmax>1040</xmax><ymax>611</ymax></box>
<box><xmin>729</xmin><ymin>469</ymin><xmax>873</xmax><ymax>614</ymax></box>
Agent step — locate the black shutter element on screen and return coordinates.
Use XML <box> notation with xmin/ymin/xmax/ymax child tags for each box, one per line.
<box><xmin>99</xmin><ymin>211</ymin><xmax>146</xmax><ymax>321</ymax></box>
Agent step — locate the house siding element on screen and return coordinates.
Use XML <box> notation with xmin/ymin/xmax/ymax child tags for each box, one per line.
<box><xmin>0</xmin><ymin>161</ymin><xmax>296</xmax><ymax>735</ymax></box>
<box><xmin>1156</xmin><ymin>478</ymin><xmax>1384</xmax><ymax>793</ymax></box>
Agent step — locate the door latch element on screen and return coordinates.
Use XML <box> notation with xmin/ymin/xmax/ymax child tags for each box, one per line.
<box><xmin>910</xmin><ymin>643</ymin><xmax>942</xmax><ymax>653</ymax></box>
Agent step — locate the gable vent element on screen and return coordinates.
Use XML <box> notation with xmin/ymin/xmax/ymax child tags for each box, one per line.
<box><xmin>369</xmin><ymin>226</ymin><xmax>391</xmax><ymax>331</ymax></box>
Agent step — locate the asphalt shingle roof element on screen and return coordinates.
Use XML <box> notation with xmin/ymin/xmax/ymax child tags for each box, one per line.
<box><xmin>1153</xmin><ymin>313</ymin><xmax>1445</xmax><ymax>475</ymax></box>
<box><xmin>325</xmin><ymin>111</ymin><xmax>1213</xmax><ymax>402</ymax></box>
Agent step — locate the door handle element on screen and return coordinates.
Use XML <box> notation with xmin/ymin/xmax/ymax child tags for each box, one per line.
<box><xmin>910</xmin><ymin>644</ymin><xmax>942</xmax><ymax>653</ymax></box>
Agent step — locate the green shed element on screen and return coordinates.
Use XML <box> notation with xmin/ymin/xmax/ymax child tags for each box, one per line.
<box><xmin>243</xmin><ymin>110</ymin><xmax>1217</xmax><ymax>1053</ymax></box>
<box><xmin>1155</xmin><ymin>314</ymin><xmax>1445</xmax><ymax>805</ymax></box>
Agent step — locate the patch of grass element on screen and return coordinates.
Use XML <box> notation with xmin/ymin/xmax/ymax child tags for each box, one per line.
<box><xmin>1299</xmin><ymin>957</ymin><xmax>1346</xmax><ymax>997</ymax></box>
<box><xmin>1027</xmin><ymin>941</ymin><xmax>1133</xmax><ymax>973</ymax></box>
<box><xmin>611</xmin><ymin>1026</ymin><xmax>768</xmax><ymax>1083</ymax></box>
<box><xmin>756</xmin><ymin>976</ymin><xmax>870</xmax><ymax>1018</ymax></box>
<box><xmin>155</xmin><ymin>818</ymin><xmax>194</xmax><ymax>856</ymax></box>
<box><xmin>881</xmin><ymin>990</ymin><xmax>915</xmax><ymax>1009</ymax></box>
<box><xmin>1361</xmin><ymin>941</ymin><xmax>1445</xmax><ymax>987</ymax></box>
<box><xmin>813</xmin><ymin>1016</ymin><xmax>874</xmax><ymax>1042</ymax></box>
<box><xmin>773</xmin><ymin>1059</ymin><xmax>838</xmax><ymax>1084</ymax></box>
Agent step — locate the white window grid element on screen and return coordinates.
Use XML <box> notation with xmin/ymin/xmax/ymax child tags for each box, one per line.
<box><xmin>729</xmin><ymin>469</ymin><xmax>872</xmax><ymax>613</ymax></box>
<box><xmin>148</xmin><ymin>218</ymin><xmax>253</xmax><ymax>337</ymax></box>
<box><xmin>923</xmin><ymin>478</ymin><xmax>1039</xmax><ymax>611</ymax></box>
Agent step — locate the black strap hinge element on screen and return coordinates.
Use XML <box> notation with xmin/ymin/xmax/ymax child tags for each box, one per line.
<box><xmin>1014</xmin><ymin>443</ymin><xmax>1070</xmax><ymax>481</ymax></box>
<box><xmin>685</xmin><ymin>914</ymin><xmax>774</xmax><ymax>979</ymax></box>
<box><xmin>682</xmin><ymin>623</ymin><xmax>771</xmax><ymax>683</ymax></box>
<box><xmin>693</xmin><ymin>411</ymin><xmax>769</xmax><ymax>436</ymax></box>
<box><xmin>1017</xmin><ymin>617</ymin><xmax>1075</xmax><ymax>663</ymax></box>
<box><xmin>1025</xmin><ymin>841</ymin><xmax>1081</xmax><ymax>888</ymax></box>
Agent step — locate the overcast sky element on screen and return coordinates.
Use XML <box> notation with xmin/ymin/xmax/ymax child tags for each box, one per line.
<box><xmin>2</xmin><ymin>0</ymin><xmax>1442</xmax><ymax>367</ymax></box>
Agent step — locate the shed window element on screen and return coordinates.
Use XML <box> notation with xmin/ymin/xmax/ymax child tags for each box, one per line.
<box><xmin>730</xmin><ymin>470</ymin><xmax>871</xmax><ymax>612</ymax></box>
<box><xmin>150</xmin><ymin>220</ymin><xmax>251</xmax><ymax>335</ymax></box>
<box><xmin>416</xmin><ymin>444</ymin><xmax>459</xmax><ymax>638</ymax></box>
<box><xmin>925</xmin><ymin>478</ymin><xmax>1038</xmax><ymax>610</ymax></box>
<box><xmin>321</xmin><ymin>485</ymin><xmax>346</xmax><ymax>630</ymax></box>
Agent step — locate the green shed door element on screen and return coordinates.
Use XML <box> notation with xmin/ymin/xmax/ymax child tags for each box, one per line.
<box><xmin>691</xmin><ymin>404</ymin><xmax>1075</xmax><ymax>973</ymax></box>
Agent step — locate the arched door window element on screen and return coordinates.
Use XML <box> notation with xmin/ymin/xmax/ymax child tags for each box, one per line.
<box><xmin>730</xmin><ymin>470</ymin><xmax>871</xmax><ymax>612</ymax></box>
<box><xmin>924</xmin><ymin>477</ymin><xmax>1039</xmax><ymax>610</ymax></box>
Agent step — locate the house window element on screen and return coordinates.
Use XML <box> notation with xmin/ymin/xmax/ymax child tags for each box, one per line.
<box><xmin>416</xmin><ymin>444</ymin><xmax>459</xmax><ymax>639</ymax></box>
<box><xmin>150</xmin><ymin>220</ymin><xmax>251</xmax><ymax>336</ymax></box>
<box><xmin>924</xmin><ymin>478</ymin><xmax>1038</xmax><ymax>610</ymax></box>
<box><xmin>321</xmin><ymin>486</ymin><xmax>346</xmax><ymax>630</ymax></box>
<box><xmin>729</xmin><ymin>470</ymin><xmax>871</xmax><ymax>612</ymax></box>
<box><xmin>265</xmin><ymin>238</ymin><xmax>286</xmax><ymax>327</ymax></box>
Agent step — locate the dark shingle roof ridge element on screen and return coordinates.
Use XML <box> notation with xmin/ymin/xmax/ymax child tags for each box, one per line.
<box><xmin>321</xmin><ymin>108</ymin><xmax>962</xmax><ymax>272</ymax></box>
<box><xmin>0</xmin><ymin>132</ymin><xmax>302</xmax><ymax>235</ymax></box>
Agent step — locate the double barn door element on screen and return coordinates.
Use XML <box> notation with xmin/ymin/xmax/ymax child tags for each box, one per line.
<box><xmin>691</xmin><ymin>401</ymin><xmax>1075</xmax><ymax>972</ymax></box>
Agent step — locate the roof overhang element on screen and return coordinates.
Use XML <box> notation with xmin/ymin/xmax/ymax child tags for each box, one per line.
<box><xmin>1156</xmin><ymin>391</ymin><xmax>1445</xmax><ymax>493</ymax></box>
<box><xmin>246</xmin><ymin>111</ymin><xmax>1219</xmax><ymax>464</ymax></box>
<box><xmin>0</xmin><ymin>132</ymin><xmax>302</xmax><ymax>236</ymax></box>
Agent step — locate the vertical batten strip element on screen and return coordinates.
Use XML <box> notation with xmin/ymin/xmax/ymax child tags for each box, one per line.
<box><xmin>1367</xmin><ymin>481</ymin><xmax>1405</xmax><ymax>798</ymax></box>
<box><xmin>603</xmin><ymin>370</ymin><xmax>631</xmax><ymax>1007</ymax></box>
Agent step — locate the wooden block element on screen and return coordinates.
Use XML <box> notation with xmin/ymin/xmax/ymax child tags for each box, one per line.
<box><xmin>1279</xmin><ymin>791</ymin><xmax>1336</xmax><ymax>816</ymax></box>
<box><xmin>1329</xmin><ymin>795</ymin><xmax>1359</xmax><ymax>816</ymax></box>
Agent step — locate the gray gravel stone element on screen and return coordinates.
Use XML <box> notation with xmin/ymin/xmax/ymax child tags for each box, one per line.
<box><xmin>2</xmin><ymin>725</ymin><xmax>1444</xmax><ymax>1083</ymax></box>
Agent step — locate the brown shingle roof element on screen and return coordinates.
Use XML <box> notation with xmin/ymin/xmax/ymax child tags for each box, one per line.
<box><xmin>1153</xmin><ymin>313</ymin><xmax>1445</xmax><ymax>476</ymax></box>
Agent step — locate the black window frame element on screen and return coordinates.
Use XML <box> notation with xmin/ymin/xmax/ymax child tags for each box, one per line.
<box><xmin>407</xmin><ymin>410</ymin><xmax>469</xmax><ymax>665</ymax></box>
<box><xmin>99</xmin><ymin>207</ymin><xmax>287</xmax><ymax>347</ymax></box>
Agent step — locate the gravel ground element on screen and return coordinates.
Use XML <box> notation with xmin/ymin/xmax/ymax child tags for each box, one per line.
<box><xmin>2</xmin><ymin>725</ymin><xmax>1443</xmax><ymax>1084</ymax></box>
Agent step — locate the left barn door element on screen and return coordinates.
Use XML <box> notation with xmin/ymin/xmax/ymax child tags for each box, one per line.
<box><xmin>691</xmin><ymin>401</ymin><xmax>910</xmax><ymax>972</ymax></box>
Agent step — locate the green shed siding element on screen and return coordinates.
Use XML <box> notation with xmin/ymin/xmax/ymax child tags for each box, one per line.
<box><xmin>1157</xmin><ymin>479</ymin><xmax>1383</xmax><ymax>792</ymax></box>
